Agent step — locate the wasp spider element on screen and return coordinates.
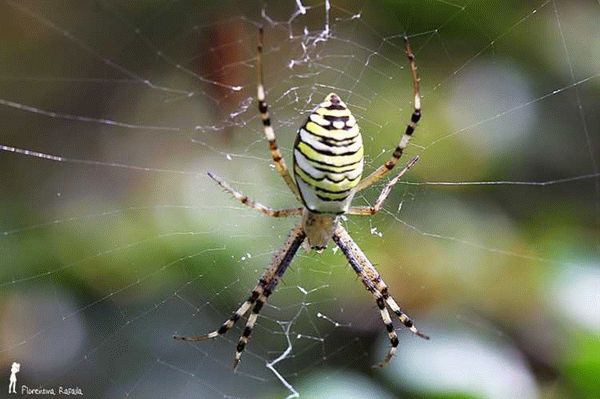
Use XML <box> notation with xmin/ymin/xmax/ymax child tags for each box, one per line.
<box><xmin>174</xmin><ymin>28</ymin><xmax>428</xmax><ymax>369</ymax></box>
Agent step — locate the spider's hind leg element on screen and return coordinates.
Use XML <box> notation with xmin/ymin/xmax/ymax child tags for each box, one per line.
<box><xmin>256</xmin><ymin>27</ymin><xmax>301</xmax><ymax>200</ymax></box>
<box><xmin>354</xmin><ymin>36</ymin><xmax>422</xmax><ymax>193</ymax></box>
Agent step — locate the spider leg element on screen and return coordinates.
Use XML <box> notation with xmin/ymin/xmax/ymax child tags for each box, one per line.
<box><xmin>233</xmin><ymin>224</ymin><xmax>305</xmax><ymax>369</ymax></box>
<box><xmin>347</xmin><ymin>156</ymin><xmax>419</xmax><ymax>216</ymax></box>
<box><xmin>355</xmin><ymin>37</ymin><xmax>421</xmax><ymax>193</ymax></box>
<box><xmin>174</xmin><ymin>221</ymin><xmax>306</xmax><ymax>370</ymax></box>
<box><xmin>257</xmin><ymin>27</ymin><xmax>301</xmax><ymax>201</ymax></box>
<box><xmin>383</xmin><ymin>293</ymin><xmax>429</xmax><ymax>340</ymax></box>
<box><xmin>233</xmin><ymin>293</ymin><xmax>267</xmax><ymax>370</ymax></box>
<box><xmin>333</xmin><ymin>225</ymin><xmax>428</xmax><ymax>368</ymax></box>
<box><xmin>207</xmin><ymin>172</ymin><xmax>303</xmax><ymax>217</ymax></box>
<box><xmin>173</xmin><ymin>289</ymin><xmax>261</xmax><ymax>342</ymax></box>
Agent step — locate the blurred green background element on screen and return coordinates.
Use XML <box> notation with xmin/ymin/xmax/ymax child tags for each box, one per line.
<box><xmin>1</xmin><ymin>1</ymin><xmax>599</xmax><ymax>398</ymax></box>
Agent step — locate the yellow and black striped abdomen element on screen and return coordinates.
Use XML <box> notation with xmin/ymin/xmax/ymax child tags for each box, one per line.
<box><xmin>293</xmin><ymin>93</ymin><xmax>364</xmax><ymax>214</ymax></box>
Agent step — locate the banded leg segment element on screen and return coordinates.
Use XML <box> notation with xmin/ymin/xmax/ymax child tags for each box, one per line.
<box><xmin>208</xmin><ymin>172</ymin><xmax>303</xmax><ymax>217</ymax></box>
<box><xmin>383</xmin><ymin>294</ymin><xmax>429</xmax><ymax>339</ymax></box>
<box><xmin>347</xmin><ymin>156</ymin><xmax>419</xmax><ymax>216</ymax></box>
<box><xmin>174</xmin><ymin>221</ymin><xmax>306</xmax><ymax>369</ymax></box>
<box><xmin>332</xmin><ymin>226</ymin><xmax>400</xmax><ymax>367</ymax></box>
<box><xmin>333</xmin><ymin>225</ymin><xmax>428</xmax><ymax>367</ymax></box>
<box><xmin>233</xmin><ymin>223</ymin><xmax>305</xmax><ymax>369</ymax></box>
<box><xmin>233</xmin><ymin>294</ymin><xmax>266</xmax><ymax>369</ymax></box>
<box><xmin>257</xmin><ymin>28</ymin><xmax>301</xmax><ymax>201</ymax></box>
<box><xmin>173</xmin><ymin>290</ymin><xmax>260</xmax><ymax>342</ymax></box>
<box><xmin>355</xmin><ymin>37</ymin><xmax>422</xmax><ymax>193</ymax></box>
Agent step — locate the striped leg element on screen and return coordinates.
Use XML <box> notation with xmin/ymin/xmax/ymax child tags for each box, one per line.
<box><xmin>332</xmin><ymin>227</ymin><xmax>400</xmax><ymax>367</ymax></box>
<box><xmin>233</xmin><ymin>293</ymin><xmax>266</xmax><ymax>369</ymax></box>
<box><xmin>333</xmin><ymin>225</ymin><xmax>428</xmax><ymax>367</ymax></box>
<box><xmin>208</xmin><ymin>172</ymin><xmax>303</xmax><ymax>217</ymax></box>
<box><xmin>257</xmin><ymin>28</ymin><xmax>301</xmax><ymax>201</ymax></box>
<box><xmin>347</xmin><ymin>156</ymin><xmax>419</xmax><ymax>216</ymax></box>
<box><xmin>173</xmin><ymin>289</ymin><xmax>261</xmax><ymax>342</ymax></box>
<box><xmin>383</xmin><ymin>293</ymin><xmax>429</xmax><ymax>340</ymax></box>
<box><xmin>355</xmin><ymin>37</ymin><xmax>421</xmax><ymax>193</ymax></box>
<box><xmin>174</xmin><ymin>221</ymin><xmax>306</xmax><ymax>369</ymax></box>
<box><xmin>233</xmin><ymin>222</ymin><xmax>305</xmax><ymax>369</ymax></box>
<box><xmin>334</xmin><ymin>225</ymin><xmax>428</xmax><ymax>339</ymax></box>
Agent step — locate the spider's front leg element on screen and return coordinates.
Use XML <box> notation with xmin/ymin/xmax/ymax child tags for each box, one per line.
<box><xmin>333</xmin><ymin>225</ymin><xmax>428</xmax><ymax>368</ymax></box>
<box><xmin>174</xmin><ymin>222</ymin><xmax>306</xmax><ymax>370</ymax></box>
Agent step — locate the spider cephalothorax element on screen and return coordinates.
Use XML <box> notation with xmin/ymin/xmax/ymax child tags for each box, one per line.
<box><xmin>174</xmin><ymin>28</ymin><xmax>428</xmax><ymax>369</ymax></box>
<box><xmin>301</xmin><ymin>210</ymin><xmax>339</xmax><ymax>250</ymax></box>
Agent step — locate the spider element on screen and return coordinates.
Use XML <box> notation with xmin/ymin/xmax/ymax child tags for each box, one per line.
<box><xmin>174</xmin><ymin>28</ymin><xmax>428</xmax><ymax>369</ymax></box>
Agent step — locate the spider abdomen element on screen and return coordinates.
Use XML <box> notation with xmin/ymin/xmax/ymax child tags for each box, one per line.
<box><xmin>293</xmin><ymin>93</ymin><xmax>364</xmax><ymax>214</ymax></box>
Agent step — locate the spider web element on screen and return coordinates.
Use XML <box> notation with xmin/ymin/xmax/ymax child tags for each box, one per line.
<box><xmin>1</xmin><ymin>1</ymin><xmax>599</xmax><ymax>398</ymax></box>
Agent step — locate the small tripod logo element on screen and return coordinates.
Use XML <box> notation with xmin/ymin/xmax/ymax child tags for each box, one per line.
<box><xmin>8</xmin><ymin>362</ymin><xmax>20</xmax><ymax>394</ymax></box>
